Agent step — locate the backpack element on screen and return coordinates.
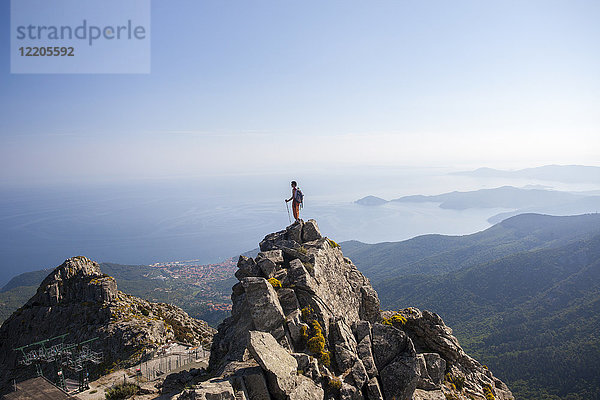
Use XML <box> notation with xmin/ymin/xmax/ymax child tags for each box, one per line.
<box><xmin>294</xmin><ymin>188</ymin><xmax>304</xmax><ymax>204</ymax></box>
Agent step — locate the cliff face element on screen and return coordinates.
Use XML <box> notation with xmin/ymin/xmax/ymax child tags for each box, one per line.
<box><xmin>0</xmin><ymin>256</ymin><xmax>215</xmax><ymax>394</ymax></box>
<box><xmin>186</xmin><ymin>220</ymin><xmax>513</xmax><ymax>400</ymax></box>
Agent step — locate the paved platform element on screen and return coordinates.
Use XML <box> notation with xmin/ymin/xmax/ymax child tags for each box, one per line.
<box><xmin>3</xmin><ymin>377</ymin><xmax>79</xmax><ymax>400</ymax></box>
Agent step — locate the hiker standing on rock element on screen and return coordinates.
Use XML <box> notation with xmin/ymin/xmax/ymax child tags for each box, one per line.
<box><xmin>285</xmin><ymin>181</ymin><xmax>303</xmax><ymax>223</ymax></box>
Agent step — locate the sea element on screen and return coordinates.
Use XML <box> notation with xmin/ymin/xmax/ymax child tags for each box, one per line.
<box><xmin>1</xmin><ymin>166</ymin><xmax>598</xmax><ymax>286</ymax></box>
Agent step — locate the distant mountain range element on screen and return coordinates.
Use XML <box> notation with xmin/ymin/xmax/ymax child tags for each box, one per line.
<box><xmin>451</xmin><ymin>164</ymin><xmax>600</xmax><ymax>183</ymax></box>
<box><xmin>341</xmin><ymin>213</ymin><xmax>600</xmax><ymax>400</ymax></box>
<box><xmin>354</xmin><ymin>185</ymin><xmax>600</xmax><ymax>223</ymax></box>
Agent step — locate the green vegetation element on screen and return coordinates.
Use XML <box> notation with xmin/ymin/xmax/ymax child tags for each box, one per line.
<box><xmin>267</xmin><ymin>277</ymin><xmax>282</xmax><ymax>288</ymax></box>
<box><xmin>302</xmin><ymin>261</ymin><xmax>314</xmax><ymax>275</ymax></box>
<box><xmin>327</xmin><ymin>377</ymin><xmax>342</xmax><ymax>391</ymax></box>
<box><xmin>327</xmin><ymin>238</ymin><xmax>341</xmax><ymax>249</ymax></box>
<box><xmin>342</xmin><ymin>213</ymin><xmax>600</xmax><ymax>279</ymax></box>
<box><xmin>0</xmin><ymin>262</ymin><xmax>235</xmax><ymax>327</ymax></box>
<box><xmin>105</xmin><ymin>382</ymin><xmax>139</xmax><ymax>400</ymax></box>
<box><xmin>299</xmin><ymin>307</ymin><xmax>330</xmax><ymax>367</ymax></box>
<box><xmin>445</xmin><ymin>373</ymin><xmax>465</xmax><ymax>392</ymax></box>
<box><xmin>483</xmin><ymin>383</ymin><xmax>495</xmax><ymax>400</ymax></box>
<box><xmin>382</xmin><ymin>313</ymin><xmax>406</xmax><ymax>326</ymax></box>
<box><xmin>344</xmin><ymin>214</ymin><xmax>600</xmax><ymax>400</ymax></box>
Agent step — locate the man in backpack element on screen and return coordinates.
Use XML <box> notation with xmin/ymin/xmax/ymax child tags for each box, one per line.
<box><xmin>285</xmin><ymin>180</ymin><xmax>303</xmax><ymax>223</ymax></box>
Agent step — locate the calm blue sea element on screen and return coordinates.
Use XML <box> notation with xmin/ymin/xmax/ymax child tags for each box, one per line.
<box><xmin>1</xmin><ymin>167</ymin><xmax>597</xmax><ymax>286</ymax></box>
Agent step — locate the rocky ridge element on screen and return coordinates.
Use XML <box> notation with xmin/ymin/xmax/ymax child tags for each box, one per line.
<box><xmin>177</xmin><ymin>220</ymin><xmax>513</xmax><ymax>400</ymax></box>
<box><xmin>0</xmin><ymin>256</ymin><xmax>215</xmax><ymax>394</ymax></box>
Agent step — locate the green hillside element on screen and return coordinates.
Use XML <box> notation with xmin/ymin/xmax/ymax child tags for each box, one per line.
<box><xmin>342</xmin><ymin>213</ymin><xmax>600</xmax><ymax>278</ymax></box>
<box><xmin>343</xmin><ymin>214</ymin><xmax>600</xmax><ymax>400</ymax></box>
<box><xmin>0</xmin><ymin>262</ymin><xmax>233</xmax><ymax>327</ymax></box>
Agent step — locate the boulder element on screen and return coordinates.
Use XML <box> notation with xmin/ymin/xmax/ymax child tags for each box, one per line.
<box><xmin>340</xmin><ymin>382</ymin><xmax>364</xmax><ymax>400</ymax></box>
<box><xmin>247</xmin><ymin>331</ymin><xmax>323</xmax><ymax>400</ymax></box>
<box><xmin>278</xmin><ymin>289</ymin><xmax>300</xmax><ymax>316</ymax></box>
<box><xmin>286</xmin><ymin>259</ymin><xmax>318</xmax><ymax>293</ymax></box>
<box><xmin>331</xmin><ymin>319</ymin><xmax>358</xmax><ymax>372</ymax></box>
<box><xmin>366</xmin><ymin>378</ymin><xmax>384</xmax><ymax>400</ymax></box>
<box><xmin>357</xmin><ymin>336</ymin><xmax>378</xmax><ymax>378</ymax></box>
<box><xmin>248</xmin><ymin>331</ymin><xmax>298</xmax><ymax>398</ymax></box>
<box><xmin>351</xmin><ymin>358</ymin><xmax>368</xmax><ymax>389</ymax></box>
<box><xmin>241</xmin><ymin>367</ymin><xmax>271</xmax><ymax>400</ymax></box>
<box><xmin>257</xmin><ymin>250</ymin><xmax>284</xmax><ymax>264</ymax></box>
<box><xmin>353</xmin><ymin>320</ymin><xmax>372</xmax><ymax>343</ymax></box>
<box><xmin>359</xmin><ymin>286</ymin><xmax>381</xmax><ymax>323</ymax></box>
<box><xmin>285</xmin><ymin>310</ymin><xmax>304</xmax><ymax>345</ymax></box>
<box><xmin>241</xmin><ymin>278</ymin><xmax>285</xmax><ymax>333</ymax></box>
<box><xmin>259</xmin><ymin>230</ymin><xmax>287</xmax><ymax>252</ymax></box>
<box><xmin>235</xmin><ymin>256</ymin><xmax>261</xmax><ymax>280</ymax></box>
<box><xmin>257</xmin><ymin>258</ymin><xmax>277</xmax><ymax>278</ymax></box>
<box><xmin>286</xmin><ymin>221</ymin><xmax>304</xmax><ymax>244</ymax></box>
<box><xmin>371</xmin><ymin>323</ymin><xmax>415</xmax><ymax>370</ymax></box>
<box><xmin>379</xmin><ymin>356</ymin><xmax>419</xmax><ymax>400</ymax></box>
<box><xmin>302</xmin><ymin>219</ymin><xmax>322</xmax><ymax>242</ymax></box>
<box><xmin>416</xmin><ymin>353</ymin><xmax>446</xmax><ymax>390</ymax></box>
<box><xmin>412</xmin><ymin>389</ymin><xmax>446</xmax><ymax>400</ymax></box>
<box><xmin>177</xmin><ymin>379</ymin><xmax>235</xmax><ymax>400</ymax></box>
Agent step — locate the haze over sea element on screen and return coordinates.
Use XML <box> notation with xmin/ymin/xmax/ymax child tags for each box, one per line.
<box><xmin>2</xmin><ymin>166</ymin><xmax>598</xmax><ymax>286</ymax></box>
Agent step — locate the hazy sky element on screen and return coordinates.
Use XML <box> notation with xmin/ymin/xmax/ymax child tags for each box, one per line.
<box><xmin>1</xmin><ymin>0</ymin><xmax>599</xmax><ymax>186</ymax></box>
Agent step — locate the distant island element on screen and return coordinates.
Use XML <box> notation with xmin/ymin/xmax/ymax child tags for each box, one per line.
<box><xmin>355</xmin><ymin>185</ymin><xmax>600</xmax><ymax>223</ymax></box>
<box><xmin>354</xmin><ymin>195</ymin><xmax>388</xmax><ymax>206</ymax></box>
<box><xmin>450</xmin><ymin>164</ymin><xmax>600</xmax><ymax>183</ymax></box>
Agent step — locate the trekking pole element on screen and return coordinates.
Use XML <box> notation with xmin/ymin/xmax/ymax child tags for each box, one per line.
<box><xmin>286</xmin><ymin>201</ymin><xmax>292</xmax><ymax>224</ymax></box>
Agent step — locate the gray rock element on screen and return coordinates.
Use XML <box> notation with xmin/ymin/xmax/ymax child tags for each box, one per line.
<box><xmin>302</xmin><ymin>219</ymin><xmax>322</xmax><ymax>242</ymax></box>
<box><xmin>357</xmin><ymin>336</ymin><xmax>378</xmax><ymax>378</ymax></box>
<box><xmin>353</xmin><ymin>321</ymin><xmax>372</xmax><ymax>343</ymax></box>
<box><xmin>259</xmin><ymin>230</ymin><xmax>287</xmax><ymax>252</ymax></box>
<box><xmin>248</xmin><ymin>331</ymin><xmax>298</xmax><ymax>399</ymax></box>
<box><xmin>285</xmin><ymin>310</ymin><xmax>304</xmax><ymax>345</ymax></box>
<box><xmin>372</xmin><ymin>323</ymin><xmax>416</xmax><ymax>370</ymax></box>
<box><xmin>257</xmin><ymin>258</ymin><xmax>277</xmax><ymax>278</ymax></box>
<box><xmin>422</xmin><ymin>353</ymin><xmax>446</xmax><ymax>388</ymax></box>
<box><xmin>281</xmin><ymin>246</ymin><xmax>313</xmax><ymax>263</ymax></box>
<box><xmin>286</xmin><ymin>259</ymin><xmax>318</xmax><ymax>293</ymax></box>
<box><xmin>278</xmin><ymin>289</ymin><xmax>300</xmax><ymax>316</ymax></box>
<box><xmin>273</xmin><ymin>269</ymin><xmax>288</xmax><ymax>284</ymax></box>
<box><xmin>257</xmin><ymin>250</ymin><xmax>284</xmax><ymax>264</ymax></box>
<box><xmin>331</xmin><ymin>319</ymin><xmax>358</xmax><ymax>372</ymax></box>
<box><xmin>332</xmin><ymin>319</ymin><xmax>358</xmax><ymax>353</ymax></box>
<box><xmin>206</xmin><ymin>223</ymin><xmax>513</xmax><ymax>400</ymax></box>
<box><xmin>178</xmin><ymin>379</ymin><xmax>235</xmax><ymax>400</ymax></box>
<box><xmin>286</xmin><ymin>221</ymin><xmax>304</xmax><ymax>244</ymax></box>
<box><xmin>366</xmin><ymin>378</ymin><xmax>384</xmax><ymax>400</ymax></box>
<box><xmin>241</xmin><ymin>278</ymin><xmax>285</xmax><ymax>333</ymax></box>
<box><xmin>334</xmin><ymin>344</ymin><xmax>358</xmax><ymax>373</ymax></box>
<box><xmin>241</xmin><ymin>367</ymin><xmax>271</xmax><ymax>400</ymax></box>
<box><xmin>292</xmin><ymin>353</ymin><xmax>311</xmax><ymax>370</ymax></box>
<box><xmin>351</xmin><ymin>358</ymin><xmax>368</xmax><ymax>390</ymax></box>
<box><xmin>412</xmin><ymin>389</ymin><xmax>446</xmax><ymax>400</ymax></box>
<box><xmin>235</xmin><ymin>256</ymin><xmax>261</xmax><ymax>280</ymax></box>
<box><xmin>359</xmin><ymin>285</ymin><xmax>381</xmax><ymax>323</ymax></box>
<box><xmin>379</xmin><ymin>356</ymin><xmax>419</xmax><ymax>400</ymax></box>
<box><xmin>416</xmin><ymin>354</ymin><xmax>437</xmax><ymax>391</ymax></box>
<box><xmin>340</xmin><ymin>382</ymin><xmax>364</xmax><ymax>400</ymax></box>
<box><xmin>248</xmin><ymin>331</ymin><xmax>323</xmax><ymax>400</ymax></box>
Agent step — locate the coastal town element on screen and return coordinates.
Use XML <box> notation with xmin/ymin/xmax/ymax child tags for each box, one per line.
<box><xmin>147</xmin><ymin>258</ymin><xmax>236</xmax><ymax>314</ymax></box>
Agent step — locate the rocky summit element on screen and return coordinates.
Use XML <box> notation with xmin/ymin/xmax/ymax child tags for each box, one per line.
<box><xmin>0</xmin><ymin>256</ymin><xmax>215</xmax><ymax>394</ymax></box>
<box><xmin>179</xmin><ymin>219</ymin><xmax>513</xmax><ymax>400</ymax></box>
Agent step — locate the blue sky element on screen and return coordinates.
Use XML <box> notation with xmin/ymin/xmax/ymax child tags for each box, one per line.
<box><xmin>1</xmin><ymin>0</ymin><xmax>599</xmax><ymax>186</ymax></box>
